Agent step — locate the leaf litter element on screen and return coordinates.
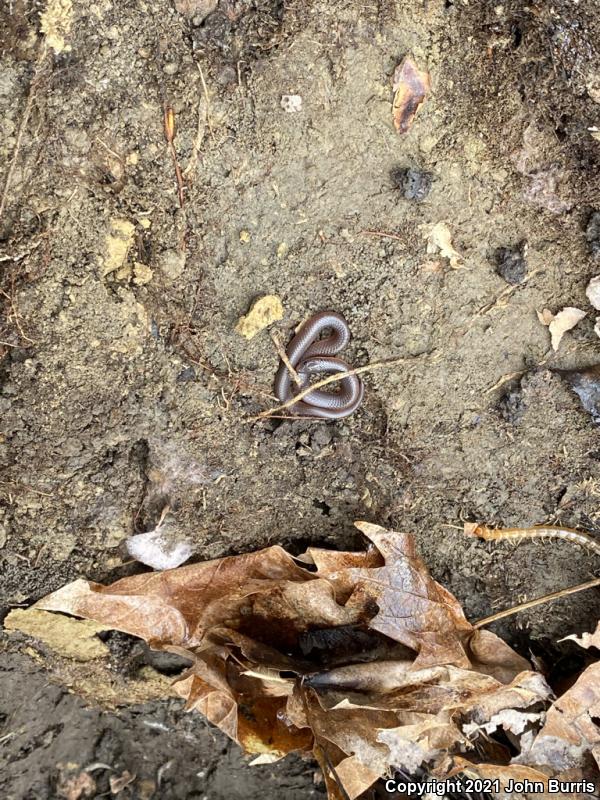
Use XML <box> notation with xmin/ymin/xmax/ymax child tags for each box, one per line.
<box><xmin>31</xmin><ymin>520</ymin><xmax>600</xmax><ymax>798</ymax></box>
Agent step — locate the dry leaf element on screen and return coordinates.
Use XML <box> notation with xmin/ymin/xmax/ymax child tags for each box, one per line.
<box><xmin>392</xmin><ymin>56</ymin><xmax>431</xmax><ymax>134</ymax></box>
<box><xmin>563</xmin><ymin>621</ymin><xmax>600</xmax><ymax>650</ymax></box>
<box><xmin>423</xmin><ymin>222</ymin><xmax>464</xmax><ymax>269</ymax></box>
<box><xmin>56</xmin><ymin>767</ymin><xmax>96</xmax><ymax>800</ymax></box>
<box><xmin>34</xmin><ymin>522</ymin><xmax>561</xmax><ymax>799</ymax></box>
<box><xmin>547</xmin><ymin>306</ymin><xmax>586</xmax><ymax>351</ymax></box>
<box><xmin>235</xmin><ymin>295</ymin><xmax>284</xmax><ymax>339</ymax></box>
<box><xmin>537</xmin><ymin>308</ymin><xmax>554</xmax><ymax>326</ymax></box>
<box><xmin>586</xmin><ymin>276</ymin><xmax>600</xmax><ymax>310</ymax></box>
<box><xmin>110</xmin><ymin>770</ymin><xmax>136</xmax><ymax>795</ymax></box>
<box><xmin>518</xmin><ymin>662</ymin><xmax>600</xmax><ymax>775</ymax></box>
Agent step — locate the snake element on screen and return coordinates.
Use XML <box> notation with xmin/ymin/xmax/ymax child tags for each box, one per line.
<box><xmin>273</xmin><ymin>311</ymin><xmax>364</xmax><ymax>419</ymax></box>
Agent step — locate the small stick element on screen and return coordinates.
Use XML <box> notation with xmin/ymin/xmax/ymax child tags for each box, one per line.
<box><xmin>196</xmin><ymin>63</ymin><xmax>213</xmax><ymax>137</ymax></box>
<box><xmin>250</xmin><ymin>353</ymin><xmax>431</xmax><ymax>420</ymax></box>
<box><xmin>164</xmin><ymin>105</ymin><xmax>185</xmax><ymax>207</ymax></box>
<box><xmin>473</xmin><ymin>577</ymin><xmax>600</xmax><ymax>628</ymax></box>
<box><xmin>269</xmin><ymin>330</ymin><xmax>302</xmax><ymax>387</ymax></box>
<box><xmin>0</xmin><ymin>45</ymin><xmax>48</xmax><ymax>223</ymax></box>
<box><xmin>361</xmin><ymin>229</ymin><xmax>404</xmax><ymax>242</ymax></box>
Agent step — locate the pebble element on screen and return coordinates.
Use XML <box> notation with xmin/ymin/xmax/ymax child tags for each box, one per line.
<box><xmin>586</xmin><ymin>211</ymin><xmax>600</xmax><ymax>260</ymax></box>
<box><xmin>391</xmin><ymin>167</ymin><xmax>432</xmax><ymax>202</ymax></box>
<box><xmin>494</xmin><ymin>242</ymin><xmax>528</xmax><ymax>285</ymax></box>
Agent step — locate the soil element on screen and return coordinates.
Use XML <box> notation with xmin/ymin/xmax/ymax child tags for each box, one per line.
<box><xmin>1</xmin><ymin>0</ymin><xmax>600</xmax><ymax>797</ymax></box>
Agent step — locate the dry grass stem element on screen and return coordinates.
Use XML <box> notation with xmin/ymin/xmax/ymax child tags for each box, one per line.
<box><xmin>269</xmin><ymin>329</ymin><xmax>302</xmax><ymax>387</ymax></box>
<box><xmin>473</xmin><ymin>576</ymin><xmax>600</xmax><ymax>628</ymax></box>
<box><xmin>251</xmin><ymin>354</ymin><xmax>430</xmax><ymax>420</ymax></box>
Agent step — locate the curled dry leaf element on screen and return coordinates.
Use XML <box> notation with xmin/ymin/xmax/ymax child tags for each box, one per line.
<box><xmin>423</xmin><ymin>222</ymin><xmax>464</xmax><ymax>269</ymax></box>
<box><xmin>392</xmin><ymin>56</ymin><xmax>431</xmax><ymax>134</ymax></box>
<box><xmin>586</xmin><ymin>275</ymin><xmax>600</xmax><ymax>311</ymax></box>
<box><xmin>35</xmin><ymin>522</ymin><xmax>559</xmax><ymax>798</ymax></box>
<box><xmin>546</xmin><ymin>306</ymin><xmax>586</xmax><ymax>351</ymax></box>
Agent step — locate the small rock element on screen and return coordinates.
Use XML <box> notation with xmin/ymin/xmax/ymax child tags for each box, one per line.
<box><xmin>176</xmin><ymin>366</ymin><xmax>196</xmax><ymax>382</ymax></box>
<box><xmin>556</xmin><ymin>365</ymin><xmax>600</xmax><ymax>424</ymax></box>
<box><xmin>163</xmin><ymin>62</ymin><xmax>179</xmax><ymax>76</ymax></box>
<box><xmin>391</xmin><ymin>166</ymin><xmax>432</xmax><ymax>202</ymax></box>
<box><xmin>158</xmin><ymin>249</ymin><xmax>185</xmax><ymax>280</ymax></box>
<box><xmin>174</xmin><ymin>0</ymin><xmax>217</xmax><ymax>20</ymax></box>
<box><xmin>585</xmin><ymin>211</ymin><xmax>600</xmax><ymax>260</ymax></box>
<box><xmin>281</xmin><ymin>94</ymin><xmax>303</xmax><ymax>113</ymax></box>
<box><xmin>494</xmin><ymin>242</ymin><xmax>528</xmax><ymax>285</ymax></box>
<box><xmin>133</xmin><ymin>262</ymin><xmax>153</xmax><ymax>286</ymax></box>
<box><xmin>586</xmin><ymin>275</ymin><xmax>600</xmax><ymax>310</ymax></box>
<box><xmin>239</xmin><ymin>229</ymin><xmax>251</xmax><ymax>244</ymax></box>
<box><xmin>235</xmin><ymin>295</ymin><xmax>284</xmax><ymax>340</ymax></box>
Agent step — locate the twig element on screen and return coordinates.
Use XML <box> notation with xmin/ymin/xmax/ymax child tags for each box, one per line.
<box><xmin>473</xmin><ymin>576</ymin><xmax>600</xmax><ymax>628</ymax></box>
<box><xmin>164</xmin><ymin>105</ymin><xmax>185</xmax><ymax>207</ymax></box>
<box><xmin>471</xmin><ymin>268</ymin><xmax>543</xmax><ymax>320</ymax></box>
<box><xmin>269</xmin><ymin>329</ymin><xmax>302</xmax><ymax>387</ymax></box>
<box><xmin>0</xmin><ymin>45</ymin><xmax>48</xmax><ymax>224</ymax></box>
<box><xmin>361</xmin><ymin>229</ymin><xmax>404</xmax><ymax>242</ymax></box>
<box><xmin>182</xmin><ymin>67</ymin><xmax>209</xmax><ymax>178</ymax></box>
<box><xmin>250</xmin><ymin>353</ymin><xmax>431</xmax><ymax>420</ymax></box>
<box><xmin>196</xmin><ymin>63</ymin><xmax>213</xmax><ymax>137</ymax></box>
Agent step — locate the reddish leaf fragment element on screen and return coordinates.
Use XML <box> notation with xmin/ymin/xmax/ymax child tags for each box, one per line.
<box><xmin>392</xmin><ymin>56</ymin><xmax>431</xmax><ymax>134</ymax></box>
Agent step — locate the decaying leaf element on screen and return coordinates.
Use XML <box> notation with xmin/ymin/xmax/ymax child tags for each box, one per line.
<box><xmin>109</xmin><ymin>770</ymin><xmax>136</xmax><ymax>795</ymax></box>
<box><xmin>537</xmin><ymin>307</ymin><xmax>554</xmax><ymax>326</ymax></box>
<box><xmin>423</xmin><ymin>222</ymin><xmax>464</xmax><ymax>269</ymax></box>
<box><xmin>586</xmin><ymin>275</ymin><xmax>600</xmax><ymax>311</ymax></box>
<box><xmin>518</xmin><ymin>662</ymin><xmax>600</xmax><ymax>774</ymax></box>
<box><xmin>392</xmin><ymin>56</ymin><xmax>431</xmax><ymax>134</ymax></box>
<box><xmin>36</xmin><ymin>522</ymin><xmax>563</xmax><ymax>799</ymax></box>
<box><xmin>235</xmin><ymin>295</ymin><xmax>284</xmax><ymax>339</ymax></box>
<box><xmin>546</xmin><ymin>306</ymin><xmax>586</xmax><ymax>351</ymax></box>
<box><xmin>563</xmin><ymin>621</ymin><xmax>600</xmax><ymax>650</ymax></box>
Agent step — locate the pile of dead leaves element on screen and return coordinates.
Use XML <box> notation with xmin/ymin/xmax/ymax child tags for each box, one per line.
<box><xmin>36</xmin><ymin>522</ymin><xmax>600</xmax><ymax>799</ymax></box>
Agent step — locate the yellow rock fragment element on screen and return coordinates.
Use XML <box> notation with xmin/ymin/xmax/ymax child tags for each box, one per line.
<box><xmin>5</xmin><ymin>608</ymin><xmax>110</xmax><ymax>661</ymax></box>
<box><xmin>235</xmin><ymin>295</ymin><xmax>284</xmax><ymax>340</ymax></box>
<box><xmin>40</xmin><ymin>0</ymin><xmax>73</xmax><ymax>53</ymax></box>
<box><xmin>239</xmin><ymin>230</ymin><xmax>251</xmax><ymax>244</ymax></box>
<box><xmin>133</xmin><ymin>262</ymin><xmax>153</xmax><ymax>285</ymax></box>
<box><xmin>101</xmin><ymin>218</ymin><xmax>135</xmax><ymax>278</ymax></box>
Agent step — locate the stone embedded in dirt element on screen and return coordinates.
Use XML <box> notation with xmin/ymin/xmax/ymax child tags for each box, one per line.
<box><xmin>281</xmin><ymin>94</ymin><xmax>303</xmax><ymax>113</ymax></box>
<box><xmin>586</xmin><ymin>275</ymin><xmax>600</xmax><ymax>310</ymax></box>
<box><xmin>494</xmin><ymin>242</ymin><xmax>528</xmax><ymax>285</ymax></box>
<box><xmin>586</xmin><ymin>211</ymin><xmax>600</xmax><ymax>260</ymax></box>
<box><xmin>235</xmin><ymin>294</ymin><xmax>284</xmax><ymax>339</ymax></box>
<box><xmin>101</xmin><ymin>218</ymin><xmax>135</xmax><ymax>278</ymax></box>
<box><xmin>174</xmin><ymin>0</ymin><xmax>217</xmax><ymax>20</ymax></box>
<box><xmin>555</xmin><ymin>365</ymin><xmax>600</xmax><ymax>424</ymax></box>
<box><xmin>391</xmin><ymin>166</ymin><xmax>432</xmax><ymax>202</ymax></box>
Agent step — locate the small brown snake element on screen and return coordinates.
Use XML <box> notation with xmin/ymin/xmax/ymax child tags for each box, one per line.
<box><xmin>273</xmin><ymin>311</ymin><xmax>364</xmax><ymax>419</ymax></box>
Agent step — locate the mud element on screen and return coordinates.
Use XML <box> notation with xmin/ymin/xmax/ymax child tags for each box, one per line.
<box><xmin>1</xmin><ymin>0</ymin><xmax>600</xmax><ymax>797</ymax></box>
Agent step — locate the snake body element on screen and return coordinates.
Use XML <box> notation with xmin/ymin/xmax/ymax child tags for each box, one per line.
<box><xmin>274</xmin><ymin>311</ymin><xmax>364</xmax><ymax>419</ymax></box>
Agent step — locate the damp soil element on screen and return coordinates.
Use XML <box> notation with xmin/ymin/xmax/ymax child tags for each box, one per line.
<box><xmin>1</xmin><ymin>0</ymin><xmax>600</xmax><ymax>798</ymax></box>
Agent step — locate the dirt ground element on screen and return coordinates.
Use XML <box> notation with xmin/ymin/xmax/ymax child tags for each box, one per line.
<box><xmin>1</xmin><ymin>0</ymin><xmax>600</xmax><ymax>797</ymax></box>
